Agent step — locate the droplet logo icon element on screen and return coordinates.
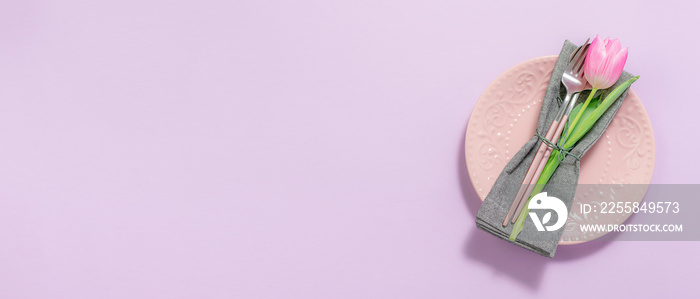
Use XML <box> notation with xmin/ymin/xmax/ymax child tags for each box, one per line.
<box><xmin>527</xmin><ymin>192</ymin><xmax>567</xmax><ymax>232</ymax></box>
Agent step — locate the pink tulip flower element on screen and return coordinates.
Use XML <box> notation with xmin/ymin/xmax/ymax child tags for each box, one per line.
<box><xmin>565</xmin><ymin>35</ymin><xmax>629</xmax><ymax>143</ymax></box>
<box><xmin>584</xmin><ymin>35</ymin><xmax>628</xmax><ymax>90</ymax></box>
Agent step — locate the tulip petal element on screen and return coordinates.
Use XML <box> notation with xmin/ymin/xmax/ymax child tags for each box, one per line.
<box><xmin>602</xmin><ymin>39</ymin><xmax>620</xmax><ymax>70</ymax></box>
<box><xmin>599</xmin><ymin>46</ymin><xmax>628</xmax><ymax>89</ymax></box>
<box><xmin>603</xmin><ymin>37</ymin><xmax>612</xmax><ymax>52</ymax></box>
<box><xmin>584</xmin><ymin>36</ymin><xmax>603</xmax><ymax>73</ymax></box>
<box><xmin>599</xmin><ymin>63</ymin><xmax>616</xmax><ymax>89</ymax></box>
<box><xmin>609</xmin><ymin>47</ymin><xmax>628</xmax><ymax>81</ymax></box>
<box><xmin>608</xmin><ymin>39</ymin><xmax>622</xmax><ymax>56</ymax></box>
<box><xmin>601</xmin><ymin>43</ymin><xmax>619</xmax><ymax>79</ymax></box>
<box><xmin>585</xmin><ymin>35</ymin><xmax>607</xmax><ymax>88</ymax></box>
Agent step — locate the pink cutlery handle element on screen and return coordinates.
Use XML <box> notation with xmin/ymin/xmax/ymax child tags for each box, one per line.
<box><xmin>502</xmin><ymin>119</ymin><xmax>560</xmax><ymax>227</ymax></box>
<box><xmin>511</xmin><ymin>115</ymin><xmax>569</xmax><ymax>223</ymax></box>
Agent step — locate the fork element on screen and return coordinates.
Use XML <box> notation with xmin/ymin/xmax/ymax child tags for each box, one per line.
<box><xmin>503</xmin><ymin>39</ymin><xmax>590</xmax><ymax>226</ymax></box>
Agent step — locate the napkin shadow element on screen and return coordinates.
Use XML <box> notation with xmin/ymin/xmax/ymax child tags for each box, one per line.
<box><xmin>458</xmin><ymin>121</ymin><xmax>545</xmax><ymax>289</ymax></box>
<box><xmin>464</xmin><ymin>228</ymin><xmax>547</xmax><ymax>290</ymax></box>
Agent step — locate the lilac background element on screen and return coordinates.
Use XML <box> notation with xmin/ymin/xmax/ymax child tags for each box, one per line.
<box><xmin>1</xmin><ymin>1</ymin><xmax>698</xmax><ymax>298</ymax></box>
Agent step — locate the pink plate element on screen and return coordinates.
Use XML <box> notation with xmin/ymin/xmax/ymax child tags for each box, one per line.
<box><xmin>465</xmin><ymin>56</ymin><xmax>655</xmax><ymax>245</ymax></box>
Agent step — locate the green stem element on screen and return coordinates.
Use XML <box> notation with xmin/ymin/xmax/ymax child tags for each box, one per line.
<box><xmin>509</xmin><ymin>152</ymin><xmax>561</xmax><ymax>241</ymax></box>
<box><xmin>566</xmin><ymin>88</ymin><xmax>598</xmax><ymax>140</ymax></box>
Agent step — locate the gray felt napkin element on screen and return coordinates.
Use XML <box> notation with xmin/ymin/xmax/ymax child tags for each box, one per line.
<box><xmin>475</xmin><ymin>40</ymin><xmax>635</xmax><ymax>257</ymax></box>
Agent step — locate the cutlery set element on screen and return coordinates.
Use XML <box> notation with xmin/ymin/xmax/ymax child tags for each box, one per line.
<box><xmin>503</xmin><ymin>39</ymin><xmax>591</xmax><ymax>226</ymax></box>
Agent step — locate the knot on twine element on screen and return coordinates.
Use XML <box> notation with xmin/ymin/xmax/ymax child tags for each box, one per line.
<box><xmin>534</xmin><ymin>131</ymin><xmax>580</xmax><ymax>161</ymax></box>
<box><xmin>556</xmin><ymin>95</ymin><xmax>564</xmax><ymax>105</ymax></box>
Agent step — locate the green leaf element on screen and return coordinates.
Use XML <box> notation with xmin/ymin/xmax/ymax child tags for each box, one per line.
<box><xmin>563</xmin><ymin>76</ymin><xmax>640</xmax><ymax>149</ymax></box>
<box><xmin>561</xmin><ymin>93</ymin><xmax>600</xmax><ymax>145</ymax></box>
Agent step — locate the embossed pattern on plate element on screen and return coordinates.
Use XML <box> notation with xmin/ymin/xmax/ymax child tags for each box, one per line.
<box><xmin>465</xmin><ymin>56</ymin><xmax>655</xmax><ymax>245</ymax></box>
